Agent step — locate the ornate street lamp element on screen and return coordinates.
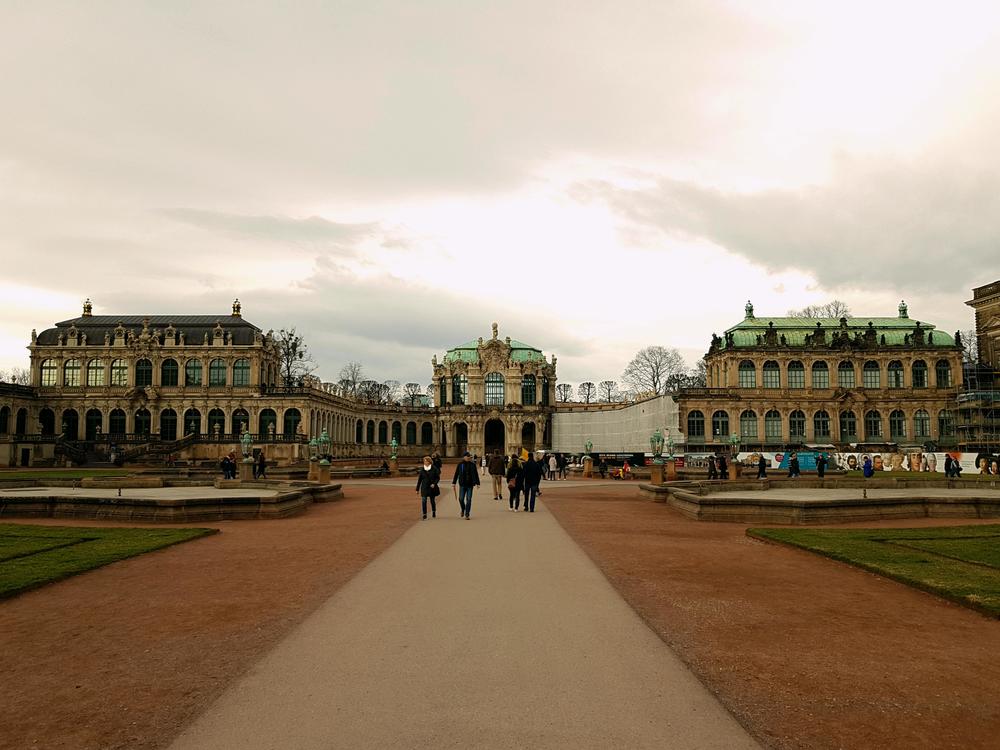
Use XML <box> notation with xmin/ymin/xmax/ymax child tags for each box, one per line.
<box><xmin>390</xmin><ymin>436</ymin><xmax>399</xmax><ymax>460</ymax></box>
<box><xmin>318</xmin><ymin>428</ymin><xmax>332</xmax><ymax>466</ymax></box>
<box><xmin>666</xmin><ymin>429</ymin><xmax>675</xmax><ymax>459</ymax></box>
<box><xmin>584</xmin><ymin>439</ymin><xmax>593</xmax><ymax>457</ymax></box>
<box><xmin>308</xmin><ymin>437</ymin><xmax>319</xmax><ymax>462</ymax></box>
<box><xmin>729</xmin><ymin>432</ymin><xmax>740</xmax><ymax>456</ymax></box>
<box><xmin>650</xmin><ymin>428</ymin><xmax>665</xmax><ymax>464</ymax></box>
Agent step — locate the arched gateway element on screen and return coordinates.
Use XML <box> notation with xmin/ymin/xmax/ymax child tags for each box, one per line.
<box><xmin>484</xmin><ymin>419</ymin><xmax>505</xmax><ymax>454</ymax></box>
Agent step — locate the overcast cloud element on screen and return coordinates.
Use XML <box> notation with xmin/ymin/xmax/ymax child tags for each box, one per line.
<box><xmin>1</xmin><ymin>1</ymin><xmax>998</xmax><ymax>386</ymax></box>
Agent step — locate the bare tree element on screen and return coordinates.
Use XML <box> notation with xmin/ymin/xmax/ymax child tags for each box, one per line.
<box><xmin>690</xmin><ymin>358</ymin><xmax>707</xmax><ymax>387</ymax></box>
<box><xmin>425</xmin><ymin>383</ymin><xmax>436</xmax><ymax>407</ymax></box>
<box><xmin>959</xmin><ymin>329</ymin><xmax>978</xmax><ymax>364</ymax></box>
<box><xmin>0</xmin><ymin>367</ymin><xmax>30</xmax><ymax>385</ymax></box>
<box><xmin>556</xmin><ymin>383</ymin><xmax>574</xmax><ymax>402</ymax></box>
<box><xmin>597</xmin><ymin>380</ymin><xmax>620</xmax><ymax>402</ymax></box>
<box><xmin>337</xmin><ymin>361</ymin><xmax>365</xmax><ymax>397</ymax></box>
<box><xmin>402</xmin><ymin>382</ymin><xmax>423</xmax><ymax>406</ymax></box>
<box><xmin>622</xmin><ymin>346</ymin><xmax>687</xmax><ymax>395</ymax></box>
<box><xmin>276</xmin><ymin>328</ymin><xmax>316</xmax><ymax>387</ymax></box>
<box><xmin>578</xmin><ymin>382</ymin><xmax>597</xmax><ymax>403</ymax></box>
<box><xmin>787</xmin><ymin>300</ymin><xmax>852</xmax><ymax>318</ymax></box>
<box><xmin>357</xmin><ymin>380</ymin><xmax>380</xmax><ymax>403</ymax></box>
<box><xmin>382</xmin><ymin>380</ymin><xmax>401</xmax><ymax>405</ymax></box>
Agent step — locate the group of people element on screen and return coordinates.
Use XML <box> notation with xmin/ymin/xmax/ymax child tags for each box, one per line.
<box><xmin>218</xmin><ymin>450</ymin><xmax>268</xmax><ymax>480</ymax></box>
<box><xmin>705</xmin><ymin>454</ymin><xmax>729</xmax><ymax>480</ymax></box>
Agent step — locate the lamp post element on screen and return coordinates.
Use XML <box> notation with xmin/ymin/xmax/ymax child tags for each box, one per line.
<box><xmin>729</xmin><ymin>432</ymin><xmax>740</xmax><ymax>455</ymax></box>
<box><xmin>318</xmin><ymin>429</ymin><xmax>331</xmax><ymax>466</ymax></box>
<box><xmin>650</xmin><ymin>428</ymin><xmax>665</xmax><ymax>464</ymax></box>
<box><xmin>666</xmin><ymin>429</ymin><xmax>675</xmax><ymax>459</ymax></box>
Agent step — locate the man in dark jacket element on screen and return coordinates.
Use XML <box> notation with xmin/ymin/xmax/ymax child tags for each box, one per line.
<box><xmin>816</xmin><ymin>452</ymin><xmax>827</xmax><ymax>479</ymax></box>
<box><xmin>452</xmin><ymin>451</ymin><xmax>480</xmax><ymax>519</ymax></box>
<box><xmin>521</xmin><ymin>454</ymin><xmax>543</xmax><ymax>512</ymax></box>
<box><xmin>488</xmin><ymin>450</ymin><xmax>507</xmax><ymax>501</ymax></box>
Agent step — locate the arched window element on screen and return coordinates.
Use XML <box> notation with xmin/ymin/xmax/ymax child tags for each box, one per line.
<box><xmin>839</xmin><ymin>411</ymin><xmax>857</xmax><ymax>441</ymax></box>
<box><xmin>208</xmin><ymin>408</ymin><xmax>226</xmax><ymax>436</ymax></box>
<box><xmin>421</xmin><ymin>422</ymin><xmax>433</xmax><ymax>445</ymax></box>
<box><xmin>185</xmin><ymin>359</ymin><xmax>203</xmax><ymax>386</ymax></box>
<box><xmin>914</xmin><ymin>409</ymin><xmax>930</xmax><ymax>438</ymax></box>
<box><xmin>889</xmin><ymin>409</ymin><xmax>906</xmax><ymax>439</ymax></box>
<box><xmin>356</xmin><ymin>419</ymin><xmax>364</xmax><ymax>443</ymax></box>
<box><xmin>935</xmin><ymin>360</ymin><xmax>952</xmax><ymax>388</ymax></box>
<box><xmin>40</xmin><ymin>359</ymin><xmax>57</xmax><ymax>387</ymax></box>
<box><xmin>451</xmin><ymin>375</ymin><xmax>467</xmax><ymax>405</ymax></box>
<box><xmin>259</xmin><ymin>409</ymin><xmax>277</xmax><ymax>436</ymax></box>
<box><xmin>740</xmin><ymin>410</ymin><xmax>758</xmax><ymax>439</ymax></box>
<box><xmin>391</xmin><ymin>421</ymin><xmax>402</xmax><ymax>444</ymax></box>
<box><xmin>887</xmin><ymin>361</ymin><xmax>904</xmax><ymax>389</ymax></box>
<box><xmin>39</xmin><ymin>408</ymin><xmax>55</xmax><ymax>436</ymax></box>
<box><xmin>938</xmin><ymin>409</ymin><xmax>955</xmax><ymax>437</ymax></box>
<box><xmin>378</xmin><ymin>420</ymin><xmax>388</xmax><ymax>444</ymax></box>
<box><xmin>439</xmin><ymin>379</ymin><xmax>448</xmax><ymax>406</ymax></box>
<box><xmin>366</xmin><ymin>420</ymin><xmax>375</xmax><ymax>443</ymax></box>
<box><xmin>864</xmin><ymin>410</ymin><xmax>882</xmax><ymax>439</ymax></box>
<box><xmin>811</xmin><ymin>361</ymin><xmax>830</xmax><ymax>388</ymax></box>
<box><xmin>62</xmin><ymin>409</ymin><xmax>79</xmax><ymax>440</ymax></box>
<box><xmin>283</xmin><ymin>408</ymin><xmax>302</xmax><ymax>436</ymax></box>
<box><xmin>838</xmin><ymin>361</ymin><xmax>855</xmax><ymax>389</ymax></box>
<box><xmin>161</xmin><ymin>358</ymin><xmax>179</xmax><ymax>387</ymax></box>
<box><xmin>738</xmin><ymin>360</ymin><xmax>756</xmax><ymax>388</ymax></box>
<box><xmin>0</xmin><ymin>406</ymin><xmax>9</xmax><ymax>434</ymax></box>
<box><xmin>711</xmin><ymin>410</ymin><xmax>729</xmax><ymax>439</ymax></box>
<box><xmin>232</xmin><ymin>358</ymin><xmax>251</xmax><ymax>387</ymax></box>
<box><xmin>787</xmin><ymin>361</ymin><xmax>805</xmax><ymax>389</ymax></box>
<box><xmin>687</xmin><ymin>410</ymin><xmax>705</xmax><ymax>438</ymax></box>
<box><xmin>110</xmin><ymin>359</ymin><xmax>128</xmax><ymax>386</ymax></box>
<box><xmin>160</xmin><ymin>409</ymin><xmax>177</xmax><ymax>441</ymax></box>
<box><xmin>86</xmin><ymin>359</ymin><xmax>105</xmax><ymax>387</ymax></box>
<box><xmin>764</xmin><ymin>410</ymin><xmax>782</xmax><ymax>442</ymax></box>
<box><xmin>109</xmin><ymin>409</ymin><xmax>127</xmax><ymax>436</ymax></box>
<box><xmin>15</xmin><ymin>408</ymin><xmax>27</xmax><ymax>435</ymax></box>
<box><xmin>406</xmin><ymin>421</ymin><xmax>417</xmax><ymax>444</ymax></box>
<box><xmin>135</xmin><ymin>408</ymin><xmax>151</xmax><ymax>436</ymax></box>
<box><xmin>541</xmin><ymin>377</ymin><xmax>550</xmax><ymax>406</ymax></box>
<box><xmin>813</xmin><ymin>410</ymin><xmax>830</xmax><ymax>439</ymax></box>
<box><xmin>64</xmin><ymin>359</ymin><xmax>81</xmax><ymax>387</ymax></box>
<box><xmin>485</xmin><ymin>372</ymin><xmax>504</xmax><ymax>405</ymax></box>
<box><xmin>911</xmin><ymin>360</ymin><xmax>927</xmax><ymax>389</ymax></box>
<box><xmin>763</xmin><ymin>361</ymin><xmax>780</xmax><ymax>389</ymax></box>
<box><xmin>184</xmin><ymin>408</ymin><xmax>202</xmax><ymax>435</ymax></box>
<box><xmin>135</xmin><ymin>359</ymin><xmax>153</xmax><ymax>387</ymax></box>
<box><xmin>232</xmin><ymin>408</ymin><xmax>249</xmax><ymax>434</ymax></box>
<box><xmin>521</xmin><ymin>374</ymin><xmax>536</xmax><ymax>405</ymax></box>
<box><xmin>85</xmin><ymin>408</ymin><xmax>103</xmax><ymax>440</ymax></box>
<box><xmin>209</xmin><ymin>358</ymin><xmax>227</xmax><ymax>387</ymax></box>
<box><xmin>862</xmin><ymin>361</ymin><xmax>880</xmax><ymax>389</ymax></box>
<box><xmin>789</xmin><ymin>410</ymin><xmax>806</xmax><ymax>440</ymax></box>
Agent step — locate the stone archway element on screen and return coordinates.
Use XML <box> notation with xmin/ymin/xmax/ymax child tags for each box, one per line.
<box><xmin>521</xmin><ymin>422</ymin><xmax>536</xmax><ymax>452</ymax></box>
<box><xmin>484</xmin><ymin>419</ymin><xmax>505</xmax><ymax>455</ymax></box>
<box><xmin>454</xmin><ymin>422</ymin><xmax>468</xmax><ymax>456</ymax></box>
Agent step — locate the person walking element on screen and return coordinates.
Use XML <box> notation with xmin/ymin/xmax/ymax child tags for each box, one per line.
<box><xmin>558</xmin><ymin>453</ymin><xmax>568</xmax><ymax>480</ymax></box>
<box><xmin>718</xmin><ymin>455</ymin><xmax>729</xmax><ymax>480</ymax></box>
<box><xmin>255</xmin><ymin>450</ymin><xmax>267</xmax><ymax>480</ymax></box>
<box><xmin>415</xmin><ymin>455</ymin><xmax>440</xmax><ymax>519</ymax></box>
<box><xmin>816</xmin><ymin>452</ymin><xmax>827</xmax><ymax>479</ymax></box>
<box><xmin>756</xmin><ymin>454</ymin><xmax>766</xmax><ymax>479</ymax></box>
<box><xmin>431</xmin><ymin>452</ymin><xmax>442</xmax><ymax>472</ymax></box>
<box><xmin>451</xmin><ymin>451</ymin><xmax>480</xmax><ymax>519</ymax></box>
<box><xmin>506</xmin><ymin>454</ymin><xmax>524</xmax><ymax>511</ymax></box>
<box><xmin>548</xmin><ymin>453</ymin><xmax>558</xmax><ymax>481</ymax></box>
<box><xmin>708</xmin><ymin>456</ymin><xmax>719</xmax><ymax>480</ymax></box>
<box><xmin>862</xmin><ymin>456</ymin><xmax>874</xmax><ymax>478</ymax></box>
<box><xmin>522</xmin><ymin>453</ymin><xmax>543</xmax><ymax>512</ymax></box>
<box><xmin>944</xmin><ymin>454</ymin><xmax>953</xmax><ymax>478</ymax></box>
<box><xmin>788</xmin><ymin>451</ymin><xmax>800</xmax><ymax>478</ymax></box>
<box><xmin>220</xmin><ymin>453</ymin><xmax>232</xmax><ymax>480</ymax></box>
<box><xmin>488</xmin><ymin>450</ymin><xmax>506</xmax><ymax>501</ymax></box>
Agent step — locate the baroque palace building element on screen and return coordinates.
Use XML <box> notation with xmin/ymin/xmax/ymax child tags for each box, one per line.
<box><xmin>677</xmin><ymin>301</ymin><xmax>964</xmax><ymax>452</ymax></box>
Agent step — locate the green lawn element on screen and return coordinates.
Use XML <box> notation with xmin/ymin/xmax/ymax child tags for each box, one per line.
<box><xmin>0</xmin><ymin>469</ymin><xmax>130</xmax><ymax>480</ymax></box>
<box><xmin>0</xmin><ymin>523</ymin><xmax>217</xmax><ymax>599</ymax></box>
<box><xmin>748</xmin><ymin>525</ymin><xmax>1000</xmax><ymax>618</ymax></box>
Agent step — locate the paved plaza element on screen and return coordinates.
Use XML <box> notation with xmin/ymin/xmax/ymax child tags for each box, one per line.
<box><xmin>169</xmin><ymin>488</ymin><xmax>758</xmax><ymax>750</ymax></box>
<box><xmin>705</xmin><ymin>487</ymin><xmax>1000</xmax><ymax>501</ymax></box>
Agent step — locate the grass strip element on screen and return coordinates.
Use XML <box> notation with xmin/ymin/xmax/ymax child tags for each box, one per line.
<box><xmin>0</xmin><ymin>523</ymin><xmax>217</xmax><ymax>599</ymax></box>
<box><xmin>0</xmin><ymin>469</ymin><xmax>130</xmax><ymax>481</ymax></box>
<box><xmin>748</xmin><ymin>524</ymin><xmax>1000</xmax><ymax>618</ymax></box>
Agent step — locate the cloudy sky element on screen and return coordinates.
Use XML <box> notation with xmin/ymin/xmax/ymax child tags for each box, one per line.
<box><xmin>2</xmin><ymin>1</ymin><xmax>998</xmax><ymax>387</ymax></box>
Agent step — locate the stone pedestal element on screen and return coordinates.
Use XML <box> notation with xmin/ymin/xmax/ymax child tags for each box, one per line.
<box><xmin>389</xmin><ymin>458</ymin><xmax>399</xmax><ymax>477</ymax></box>
<box><xmin>583</xmin><ymin>456</ymin><xmax>593</xmax><ymax>478</ymax></box>
<box><xmin>317</xmin><ymin>463</ymin><xmax>331</xmax><ymax>484</ymax></box>
<box><xmin>308</xmin><ymin>460</ymin><xmax>318</xmax><ymax>482</ymax></box>
<box><xmin>239</xmin><ymin>460</ymin><xmax>254</xmax><ymax>481</ymax></box>
<box><xmin>731</xmin><ymin>461</ymin><xmax>742</xmax><ymax>480</ymax></box>
<box><xmin>665</xmin><ymin>459</ymin><xmax>678</xmax><ymax>481</ymax></box>
<box><xmin>650</xmin><ymin>463</ymin><xmax>664</xmax><ymax>485</ymax></box>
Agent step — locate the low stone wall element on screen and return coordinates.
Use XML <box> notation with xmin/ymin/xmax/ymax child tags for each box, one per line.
<box><xmin>80</xmin><ymin>477</ymin><xmax>164</xmax><ymax>489</ymax></box>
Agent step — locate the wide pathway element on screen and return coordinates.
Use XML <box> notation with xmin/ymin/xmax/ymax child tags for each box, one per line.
<box><xmin>170</xmin><ymin>485</ymin><xmax>758</xmax><ymax>749</ymax></box>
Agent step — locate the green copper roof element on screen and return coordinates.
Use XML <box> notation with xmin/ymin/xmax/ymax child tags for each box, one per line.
<box><xmin>722</xmin><ymin>316</ymin><xmax>955</xmax><ymax>348</ymax></box>
<box><xmin>444</xmin><ymin>338</ymin><xmax>546</xmax><ymax>363</ymax></box>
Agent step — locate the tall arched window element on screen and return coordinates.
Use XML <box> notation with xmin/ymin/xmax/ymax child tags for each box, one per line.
<box><xmin>787</xmin><ymin>361</ymin><xmax>805</xmax><ymax>389</ymax></box>
<box><xmin>259</xmin><ymin>409</ymin><xmax>277</xmax><ymax>435</ymax></box>
<box><xmin>541</xmin><ymin>377</ymin><xmax>550</xmax><ymax>406</ymax></box>
<box><xmin>439</xmin><ymin>379</ymin><xmax>448</xmax><ymax>406</ymax></box>
<box><xmin>85</xmin><ymin>408</ymin><xmax>103</xmax><ymax>440</ymax></box>
<box><xmin>421</xmin><ymin>422</ymin><xmax>433</xmax><ymax>445</ymax></box>
<box><xmin>811</xmin><ymin>361</ymin><xmax>829</xmax><ymax>389</ymax></box>
<box><xmin>521</xmin><ymin>374</ymin><xmax>536</xmax><ymax>405</ymax></box>
<box><xmin>938</xmin><ymin>409</ymin><xmax>955</xmax><ymax>437</ymax></box>
<box><xmin>911</xmin><ymin>360</ymin><xmax>927</xmax><ymax>389</ymax></box>
<box><xmin>366</xmin><ymin>420</ymin><xmax>375</xmax><ymax>443</ymax></box>
<box><xmin>209</xmin><ymin>358</ymin><xmax>227</xmax><ymax>387</ymax></box>
<box><xmin>283</xmin><ymin>408</ymin><xmax>302</xmax><ymax>436</ymax></box>
<box><xmin>451</xmin><ymin>375</ymin><xmax>467</xmax><ymax>405</ymax></box>
<box><xmin>208</xmin><ymin>408</ymin><xmax>226</xmax><ymax>435</ymax></box>
<box><xmin>406</xmin><ymin>421</ymin><xmax>417</xmax><ymax>444</ymax></box>
<box><xmin>764</xmin><ymin>410</ymin><xmax>782</xmax><ymax>442</ymax></box>
<box><xmin>935</xmin><ymin>360</ymin><xmax>952</xmax><ymax>387</ymax></box>
<box><xmin>738</xmin><ymin>361</ymin><xmax>756</xmax><ymax>388</ymax></box>
<box><xmin>485</xmin><ymin>372</ymin><xmax>505</xmax><ymax>405</ymax></box>
<box><xmin>838</xmin><ymin>361</ymin><xmax>855</xmax><ymax>388</ymax></box>
<box><xmin>392</xmin><ymin>421</ymin><xmax>402</xmax><ymax>444</ymax></box>
<box><xmin>887</xmin><ymin>361</ymin><xmax>904</xmax><ymax>389</ymax></box>
<box><xmin>64</xmin><ymin>359</ymin><xmax>81</xmax><ymax>387</ymax></box>
<box><xmin>839</xmin><ymin>411</ymin><xmax>857</xmax><ymax>441</ymax></box>
<box><xmin>0</xmin><ymin>406</ymin><xmax>9</xmax><ymax>434</ymax></box>
<box><xmin>789</xmin><ymin>410</ymin><xmax>806</xmax><ymax>440</ymax></box>
<box><xmin>109</xmin><ymin>409</ymin><xmax>127</xmax><ymax>435</ymax></box>
<box><xmin>740</xmin><ymin>410</ymin><xmax>758</xmax><ymax>439</ymax></box>
<box><xmin>161</xmin><ymin>358</ymin><xmax>179</xmax><ymax>387</ymax></box>
<box><xmin>232</xmin><ymin>408</ymin><xmax>249</xmax><ymax>434</ymax></box>
<box><xmin>864</xmin><ymin>410</ymin><xmax>882</xmax><ymax>439</ymax></box>
<box><xmin>40</xmin><ymin>359</ymin><xmax>57</xmax><ymax>387</ymax></box>
<box><xmin>184</xmin><ymin>408</ymin><xmax>202</xmax><ymax>435</ymax></box>
<box><xmin>711</xmin><ymin>410</ymin><xmax>729</xmax><ymax>439</ymax></box>
<box><xmin>862</xmin><ymin>361</ymin><xmax>880</xmax><ymax>389</ymax></box>
<box><xmin>86</xmin><ymin>359</ymin><xmax>105</xmax><ymax>387</ymax></box>
<box><xmin>889</xmin><ymin>409</ymin><xmax>906</xmax><ymax>439</ymax></box>
<box><xmin>763</xmin><ymin>361</ymin><xmax>780</xmax><ymax>389</ymax></box>
<box><xmin>232</xmin><ymin>358</ymin><xmax>251</xmax><ymax>386</ymax></box>
<box><xmin>687</xmin><ymin>410</ymin><xmax>705</xmax><ymax>439</ymax></box>
<box><xmin>185</xmin><ymin>360</ymin><xmax>202</xmax><ymax>386</ymax></box>
<box><xmin>378</xmin><ymin>420</ymin><xmax>388</xmax><ymax>444</ymax></box>
<box><xmin>39</xmin><ymin>408</ymin><xmax>55</xmax><ymax>436</ymax></box>
<box><xmin>135</xmin><ymin>408</ymin><xmax>151</xmax><ymax>436</ymax></box>
<box><xmin>356</xmin><ymin>419</ymin><xmax>365</xmax><ymax>443</ymax></box>
<box><xmin>110</xmin><ymin>359</ymin><xmax>128</xmax><ymax>386</ymax></box>
<box><xmin>160</xmin><ymin>409</ymin><xmax>177</xmax><ymax>441</ymax></box>
<box><xmin>813</xmin><ymin>410</ymin><xmax>831</xmax><ymax>439</ymax></box>
<box><xmin>62</xmin><ymin>409</ymin><xmax>79</xmax><ymax>440</ymax></box>
<box><xmin>135</xmin><ymin>358</ymin><xmax>153</xmax><ymax>387</ymax></box>
<box><xmin>914</xmin><ymin>409</ymin><xmax>930</xmax><ymax>438</ymax></box>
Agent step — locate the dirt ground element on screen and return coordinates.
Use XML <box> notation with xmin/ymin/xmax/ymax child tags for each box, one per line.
<box><xmin>0</xmin><ymin>483</ymin><xmax>418</xmax><ymax>750</ymax></box>
<box><xmin>545</xmin><ymin>484</ymin><xmax>1000</xmax><ymax>750</ymax></box>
